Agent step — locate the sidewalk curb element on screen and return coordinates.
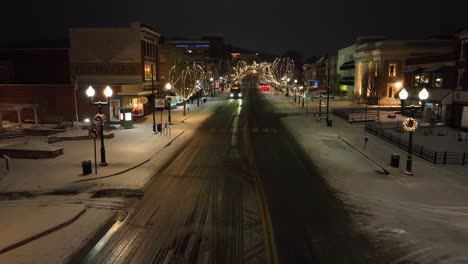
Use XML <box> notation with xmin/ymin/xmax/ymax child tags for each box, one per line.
<box><xmin>73</xmin><ymin>130</ymin><xmax>185</xmax><ymax>183</ymax></box>
<box><xmin>0</xmin><ymin>205</ymin><xmax>86</xmax><ymax>254</ymax></box>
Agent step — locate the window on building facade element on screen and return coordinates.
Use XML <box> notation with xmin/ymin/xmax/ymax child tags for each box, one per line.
<box><xmin>413</xmin><ymin>74</ymin><xmax>421</xmax><ymax>86</ymax></box>
<box><xmin>387</xmin><ymin>86</ymin><xmax>394</xmax><ymax>98</ymax></box>
<box><xmin>388</xmin><ymin>63</ymin><xmax>396</xmax><ymax>77</ymax></box>
<box><xmin>374</xmin><ymin>62</ymin><xmax>379</xmax><ymax>76</ymax></box>
<box><xmin>144</xmin><ymin>64</ymin><xmax>153</xmax><ymax>81</ymax></box>
<box><xmin>434</xmin><ymin>72</ymin><xmax>444</xmax><ymax>88</ymax></box>
<box><xmin>420</xmin><ymin>72</ymin><xmax>430</xmax><ymax>85</ymax></box>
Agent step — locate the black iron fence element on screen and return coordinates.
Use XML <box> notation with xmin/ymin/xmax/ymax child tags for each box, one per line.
<box><xmin>365</xmin><ymin>123</ymin><xmax>466</xmax><ymax>165</ymax></box>
<box><xmin>334</xmin><ymin>107</ymin><xmax>401</xmax><ymax>123</ymax></box>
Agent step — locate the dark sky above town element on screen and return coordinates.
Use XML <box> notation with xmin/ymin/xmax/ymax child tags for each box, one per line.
<box><xmin>2</xmin><ymin>0</ymin><xmax>468</xmax><ymax>60</ymax></box>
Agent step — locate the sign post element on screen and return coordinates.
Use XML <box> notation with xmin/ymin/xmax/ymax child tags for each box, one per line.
<box><xmin>88</xmin><ymin>127</ymin><xmax>100</xmax><ymax>174</ymax></box>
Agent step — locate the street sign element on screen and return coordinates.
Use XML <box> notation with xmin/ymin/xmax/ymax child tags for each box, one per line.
<box><xmin>155</xmin><ymin>98</ymin><xmax>165</xmax><ymax>109</ymax></box>
<box><xmin>88</xmin><ymin>127</ymin><xmax>100</xmax><ymax>139</ymax></box>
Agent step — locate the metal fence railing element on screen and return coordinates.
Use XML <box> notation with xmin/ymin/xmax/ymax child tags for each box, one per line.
<box><xmin>365</xmin><ymin>123</ymin><xmax>466</xmax><ymax>165</ymax></box>
<box><xmin>334</xmin><ymin>107</ymin><xmax>401</xmax><ymax>123</ymax></box>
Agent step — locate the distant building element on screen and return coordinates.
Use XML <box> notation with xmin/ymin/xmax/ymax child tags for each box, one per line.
<box><xmin>453</xmin><ymin>25</ymin><xmax>468</xmax><ymax>129</ymax></box>
<box><xmin>337</xmin><ymin>44</ymin><xmax>356</xmax><ymax>97</ymax></box>
<box><xmin>353</xmin><ymin>36</ymin><xmax>454</xmax><ymax>105</ymax></box>
<box><xmin>69</xmin><ymin>21</ymin><xmax>161</xmax><ymax>120</ymax></box>
<box><xmin>315</xmin><ymin>54</ymin><xmax>337</xmax><ymax>92</ymax></box>
<box><xmin>157</xmin><ymin>39</ymin><xmax>187</xmax><ymax>83</ymax></box>
<box><xmin>0</xmin><ymin>40</ymin><xmax>75</xmax><ymax>123</ymax></box>
<box><xmin>403</xmin><ymin>52</ymin><xmax>457</xmax><ymax>123</ymax></box>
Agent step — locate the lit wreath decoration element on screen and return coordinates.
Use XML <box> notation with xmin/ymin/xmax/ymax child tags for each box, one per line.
<box><xmin>94</xmin><ymin>113</ymin><xmax>106</xmax><ymax>125</ymax></box>
<box><xmin>403</xmin><ymin>117</ymin><xmax>418</xmax><ymax>132</ymax></box>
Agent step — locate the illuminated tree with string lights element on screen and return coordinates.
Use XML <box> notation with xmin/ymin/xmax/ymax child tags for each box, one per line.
<box><xmin>272</xmin><ymin>57</ymin><xmax>295</xmax><ymax>93</ymax></box>
<box><xmin>169</xmin><ymin>63</ymin><xmax>205</xmax><ymax>116</ymax></box>
<box><xmin>227</xmin><ymin>60</ymin><xmax>249</xmax><ymax>85</ymax></box>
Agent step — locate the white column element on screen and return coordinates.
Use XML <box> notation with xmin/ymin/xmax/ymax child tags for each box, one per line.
<box><xmin>33</xmin><ymin>107</ymin><xmax>38</xmax><ymax>126</ymax></box>
<box><xmin>0</xmin><ymin>112</ymin><xmax>3</xmax><ymax>133</ymax></box>
<box><xmin>16</xmin><ymin>106</ymin><xmax>22</xmax><ymax>129</ymax></box>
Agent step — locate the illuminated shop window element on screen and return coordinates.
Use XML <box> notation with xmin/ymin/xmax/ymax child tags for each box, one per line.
<box><xmin>129</xmin><ymin>98</ymin><xmax>144</xmax><ymax>117</ymax></box>
<box><xmin>144</xmin><ymin>64</ymin><xmax>155</xmax><ymax>81</ymax></box>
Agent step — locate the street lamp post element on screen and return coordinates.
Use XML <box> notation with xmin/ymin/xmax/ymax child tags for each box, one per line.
<box><xmin>151</xmin><ymin>65</ymin><xmax>157</xmax><ymax>134</ymax></box>
<box><xmin>398</xmin><ymin>87</ymin><xmax>429</xmax><ymax>176</ymax></box>
<box><xmin>300</xmin><ymin>86</ymin><xmax>304</xmax><ymax>108</ymax></box>
<box><xmin>294</xmin><ymin>79</ymin><xmax>298</xmax><ymax>103</ymax></box>
<box><xmin>165</xmin><ymin>83</ymin><xmax>172</xmax><ymax>124</ymax></box>
<box><xmin>319</xmin><ymin>93</ymin><xmax>323</xmax><ymax>117</ymax></box>
<box><xmin>86</xmin><ymin>85</ymin><xmax>113</xmax><ymax>166</ymax></box>
<box><xmin>209</xmin><ymin>77</ymin><xmax>214</xmax><ymax>97</ymax></box>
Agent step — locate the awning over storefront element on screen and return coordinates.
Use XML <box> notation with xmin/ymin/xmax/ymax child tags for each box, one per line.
<box><xmin>118</xmin><ymin>91</ymin><xmax>153</xmax><ymax>96</ymax></box>
<box><xmin>394</xmin><ymin>88</ymin><xmax>452</xmax><ymax>104</ymax></box>
<box><xmin>404</xmin><ymin>67</ymin><xmax>425</xmax><ymax>73</ymax></box>
<box><xmin>339</xmin><ymin>76</ymin><xmax>355</xmax><ymax>85</ymax></box>
<box><xmin>423</xmin><ymin>66</ymin><xmax>445</xmax><ymax>72</ymax></box>
<box><xmin>339</xmin><ymin>60</ymin><xmax>355</xmax><ymax>70</ymax></box>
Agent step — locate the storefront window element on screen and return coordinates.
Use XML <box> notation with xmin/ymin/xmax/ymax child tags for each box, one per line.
<box><xmin>109</xmin><ymin>99</ymin><xmax>120</xmax><ymax>122</ymax></box>
<box><xmin>129</xmin><ymin>97</ymin><xmax>144</xmax><ymax>117</ymax></box>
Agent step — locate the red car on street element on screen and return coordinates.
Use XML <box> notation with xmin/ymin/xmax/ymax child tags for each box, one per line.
<box><xmin>259</xmin><ymin>82</ymin><xmax>271</xmax><ymax>91</ymax></box>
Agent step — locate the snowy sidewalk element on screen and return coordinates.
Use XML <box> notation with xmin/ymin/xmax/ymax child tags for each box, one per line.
<box><xmin>0</xmin><ymin>95</ymin><xmax>224</xmax><ymax>263</ymax></box>
<box><xmin>262</xmin><ymin>91</ymin><xmax>468</xmax><ymax>262</ymax></box>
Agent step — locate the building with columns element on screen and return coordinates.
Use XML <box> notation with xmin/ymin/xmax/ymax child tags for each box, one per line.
<box><xmin>452</xmin><ymin>25</ymin><xmax>468</xmax><ymax>129</ymax></box>
<box><xmin>353</xmin><ymin>37</ymin><xmax>454</xmax><ymax>105</ymax></box>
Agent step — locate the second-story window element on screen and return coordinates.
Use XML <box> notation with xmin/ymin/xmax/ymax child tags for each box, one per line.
<box><xmin>434</xmin><ymin>72</ymin><xmax>444</xmax><ymax>88</ymax></box>
<box><xmin>420</xmin><ymin>72</ymin><xmax>430</xmax><ymax>85</ymax></box>
<box><xmin>413</xmin><ymin>74</ymin><xmax>421</xmax><ymax>86</ymax></box>
<box><xmin>388</xmin><ymin>63</ymin><xmax>396</xmax><ymax>77</ymax></box>
<box><xmin>144</xmin><ymin>64</ymin><xmax>154</xmax><ymax>81</ymax></box>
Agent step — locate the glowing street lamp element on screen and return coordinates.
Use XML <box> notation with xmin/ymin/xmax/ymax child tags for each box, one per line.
<box><xmin>86</xmin><ymin>85</ymin><xmax>113</xmax><ymax>166</ymax></box>
<box><xmin>165</xmin><ymin>83</ymin><xmax>172</xmax><ymax>124</ymax></box>
<box><xmin>398</xmin><ymin>87</ymin><xmax>429</xmax><ymax>176</ymax></box>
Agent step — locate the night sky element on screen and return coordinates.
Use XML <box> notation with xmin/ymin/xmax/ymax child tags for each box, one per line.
<box><xmin>2</xmin><ymin>0</ymin><xmax>468</xmax><ymax>59</ymax></box>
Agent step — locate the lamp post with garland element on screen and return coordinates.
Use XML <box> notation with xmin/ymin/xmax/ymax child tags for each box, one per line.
<box><xmin>398</xmin><ymin>87</ymin><xmax>429</xmax><ymax>176</ymax></box>
<box><xmin>86</xmin><ymin>85</ymin><xmax>113</xmax><ymax>166</ymax></box>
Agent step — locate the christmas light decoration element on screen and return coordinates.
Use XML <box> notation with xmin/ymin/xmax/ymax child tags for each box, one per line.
<box><xmin>169</xmin><ymin>63</ymin><xmax>205</xmax><ymax>115</ymax></box>
<box><xmin>403</xmin><ymin>117</ymin><xmax>418</xmax><ymax>132</ymax></box>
